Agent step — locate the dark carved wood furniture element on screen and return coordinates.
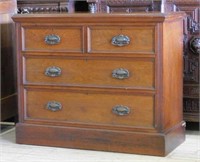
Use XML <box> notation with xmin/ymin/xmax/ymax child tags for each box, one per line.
<box><xmin>171</xmin><ymin>0</ymin><xmax>199</xmax><ymax>123</ymax></box>
<box><xmin>1</xmin><ymin>0</ymin><xmax>18</xmax><ymax>122</ymax></box>
<box><xmin>12</xmin><ymin>11</ymin><xmax>185</xmax><ymax>156</ymax></box>
<box><xmin>17</xmin><ymin>0</ymin><xmax>68</xmax><ymax>13</ymax></box>
<box><xmin>86</xmin><ymin>0</ymin><xmax>176</xmax><ymax>12</ymax></box>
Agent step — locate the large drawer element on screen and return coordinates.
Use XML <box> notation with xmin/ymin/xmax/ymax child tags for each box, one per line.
<box><xmin>25</xmin><ymin>89</ymin><xmax>155</xmax><ymax>128</ymax></box>
<box><xmin>87</xmin><ymin>26</ymin><xmax>155</xmax><ymax>54</ymax></box>
<box><xmin>24</xmin><ymin>57</ymin><xmax>155</xmax><ymax>89</ymax></box>
<box><xmin>21</xmin><ymin>26</ymin><xmax>83</xmax><ymax>52</ymax></box>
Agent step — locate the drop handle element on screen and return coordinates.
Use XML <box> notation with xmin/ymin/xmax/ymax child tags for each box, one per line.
<box><xmin>45</xmin><ymin>66</ymin><xmax>61</xmax><ymax>77</ymax></box>
<box><xmin>46</xmin><ymin>101</ymin><xmax>62</xmax><ymax>112</ymax></box>
<box><xmin>112</xmin><ymin>105</ymin><xmax>130</xmax><ymax>116</ymax></box>
<box><xmin>112</xmin><ymin>68</ymin><xmax>130</xmax><ymax>80</ymax></box>
<box><xmin>45</xmin><ymin>34</ymin><xmax>61</xmax><ymax>45</ymax></box>
<box><xmin>111</xmin><ymin>34</ymin><xmax>130</xmax><ymax>47</ymax></box>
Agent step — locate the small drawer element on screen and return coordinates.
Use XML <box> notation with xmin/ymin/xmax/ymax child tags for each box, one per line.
<box><xmin>87</xmin><ymin>26</ymin><xmax>155</xmax><ymax>54</ymax></box>
<box><xmin>24</xmin><ymin>57</ymin><xmax>155</xmax><ymax>89</ymax></box>
<box><xmin>25</xmin><ymin>89</ymin><xmax>155</xmax><ymax>128</ymax></box>
<box><xmin>21</xmin><ymin>26</ymin><xmax>83</xmax><ymax>52</ymax></box>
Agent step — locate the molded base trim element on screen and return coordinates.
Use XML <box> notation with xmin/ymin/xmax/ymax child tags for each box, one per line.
<box><xmin>16</xmin><ymin>123</ymin><xmax>185</xmax><ymax>156</ymax></box>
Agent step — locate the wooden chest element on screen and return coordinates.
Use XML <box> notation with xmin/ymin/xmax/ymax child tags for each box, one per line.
<box><xmin>12</xmin><ymin>12</ymin><xmax>186</xmax><ymax>156</ymax></box>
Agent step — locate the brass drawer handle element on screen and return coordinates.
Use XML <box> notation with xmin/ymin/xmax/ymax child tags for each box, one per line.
<box><xmin>45</xmin><ymin>34</ymin><xmax>61</xmax><ymax>45</ymax></box>
<box><xmin>112</xmin><ymin>105</ymin><xmax>130</xmax><ymax>116</ymax></box>
<box><xmin>112</xmin><ymin>68</ymin><xmax>130</xmax><ymax>80</ymax></box>
<box><xmin>45</xmin><ymin>66</ymin><xmax>61</xmax><ymax>77</ymax></box>
<box><xmin>46</xmin><ymin>101</ymin><xmax>62</xmax><ymax>112</ymax></box>
<box><xmin>111</xmin><ymin>34</ymin><xmax>130</xmax><ymax>47</ymax></box>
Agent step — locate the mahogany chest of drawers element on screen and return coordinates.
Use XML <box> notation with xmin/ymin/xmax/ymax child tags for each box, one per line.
<box><xmin>12</xmin><ymin>12</ymin><xmax>185</xmax><ymax>156</ymax></box>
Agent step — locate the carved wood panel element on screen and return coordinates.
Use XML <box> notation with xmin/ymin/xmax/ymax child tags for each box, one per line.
<box><xmin>96</xmin><ymin>0</ymin><xmax>175</xmax><ymax>13</ymax></box>
<box><xmin>17</xmin><ymin>0</ymin><xmax>68</xmax><ymax>13</ymax></box>
<box><xmin>172</xmin><ymin>0</ymin><xmax>199</xmax><ymax>122</ymax></box>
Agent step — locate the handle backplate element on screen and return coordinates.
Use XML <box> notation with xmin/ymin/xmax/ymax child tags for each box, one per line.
<box><xmin>111</xmin><ymin>34</ymin><xmax>130</xmax><ymax>47</ymax></box>
<box><xmin>45</xmin><ymin>66</ymin><xmax>61</xmax><ymax>77</ymax></box>
<box><xmin>46</xmin><ymin>101</ymin><xmax>62</xmax><ymax>112</ymax></box>
<box><xmin>45</xmin><ymin>34</ymin><xmax>61</xmax><ymax>45</ymax></box>
<box><xmin>112</xmin><ymin>105</ymin><xmax>130</xmax><ymax>116</ymax></box>
<box><xmin>112</xmin><ymin>68</ymin><xmax>130</xmax><ymax>80</ymax></box>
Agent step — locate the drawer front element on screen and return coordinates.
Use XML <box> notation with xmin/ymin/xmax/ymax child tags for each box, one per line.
<box><xmin>25</xmin><ymin>89</ymin><xmax>154</xmax><ymax>128</ymax></box>
<box><xmin>24</xmin><ymin>57</ymin><xmax>155</xmax><ymax>89</ymax></box>
<box><xmin>88</xmin><ymin>26</ymin><xmax>155</xmax><ymax>54</ymax></box>
<box><xmin>21</xmin><ymin>26</ymin><xmax>83</xmax><ymax>52</ymax></box>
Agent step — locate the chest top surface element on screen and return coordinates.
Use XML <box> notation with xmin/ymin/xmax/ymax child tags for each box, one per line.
<box><xmin>12</xmin><ymin>11</ymin><xmax>185</xmax><ymax>23</ymax></box>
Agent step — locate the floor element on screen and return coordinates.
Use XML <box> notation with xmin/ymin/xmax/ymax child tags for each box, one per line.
<box><xmin>0</xmin><ymin>128</ymin><xmax>199</xmax><ymax>162</ymax></box>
